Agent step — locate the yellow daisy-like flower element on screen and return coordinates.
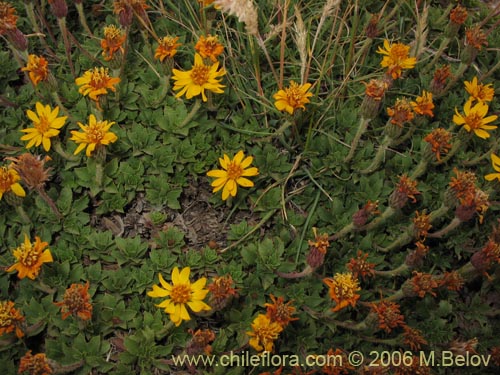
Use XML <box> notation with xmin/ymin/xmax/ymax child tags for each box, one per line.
<box><xmin>75</xmin><ymin>67</ymin><xmax>120</xmax><ymax>104</ymax></box>
<box><xmin>0</xmin><ymin>165</ymin><xmax>25</xmax><ymax>200</ymax></box>
<box><xmin>246</xmin><ymin>313</ymin><xmax>283</xmax><ymax>353</ymax></box>
<box><xmin>273</xmin><ymin>81</ymin><xmax>313</xmax><ymax>115</ymax></box>
<box><xmin>376</xmin><ymin>39</ymin><xmax>417</xmax><ymax>79</ymax></box>
<box><xmin>70</xmin><ymin>114</ymin><xmax>118</xmax><ymax>157</ymax></box>
<box><xmin>206</xmin><ymin>150</ymin><xmax>259</xmax><ymax>201</ymax></box>
<box><xmin>21</xmin><ymin>54</ymin><xmax>49</xmax><ymax>86</ymax></box>
<box><xmin>464</xmin><ymin>77</ymin><xmax>494</xmax><ymax>104</ymax></box>
<box><xmin>6</xmin><ymin>234</ymin><xmax>53</xmax><ymax>280</ymax></box>
<box><xmin>21</xmin><ymin>102</ymin><xmax>67</xmax><ymax>152</ymax></box>
<box><xmin>147</xmin><ymin>267</ymin><xmax>211</xmax><ymax>326</ymax></box>
<box><xmin>485</xmin><ymin>153</ymin><xmax>500</xmax><ymax>182</ymax></box>
<box><xmin>172</xmin><ymin>53</ymin><xmax>226</xmax><ymax>102</ymax></box>
<box><xmin>154</xmin><ymin>35</ymin><xmax>181</xmax><ymax>61</ymax></box>
<box><xmin>453</xmin><ymin>100</ymin><xmax>498</xmax><ymax>139</ymax></box>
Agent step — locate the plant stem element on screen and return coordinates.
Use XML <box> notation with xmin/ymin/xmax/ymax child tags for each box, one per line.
<box><xmin>37</xmin><ymin>188</ymin><xmax>63</xmax><ymax>219</ymax></box>
<box><xmin>57</xmin><ymin>17</ymin><xmax>75</xmax><ymax>77</ymax></box>
<box><xmin>375</xmin><ymin>264</ymin><xmax>410</xmax><ymax>277</ymax></box>
<box><xmin>179</xmin><ymin>99</ymin><xmax>202</xmax><ymax>127</ymax></box>
<box><xmin>276</xmin><ymin>265</ymin><xmax>314</xmax><ymax>279</ymax></box>
<box><xmin>75</xmin><ymin>3</ymin><xmax>94</xmax><ymax>37</ymax></box>
<box><xmin>360</xmin><ymin>134</ymin><xmax>393</xmax><ymax>174</ymax></box>
<box><xmin>427</xmin><ymin>217</ymin><xmax>461</xmax><ymax>238</ymax></box>
<box><xmin>15</xmin><ymin>206</ymin><xmax>31</xmax><ymax>223</ymax></box>
<box><xmin>362</xmin><ymin>207</ymin><xmax>396</xmax><ymax>232</ymax></box>
<box><xmin>345</xmin><ymin>116</ymin><xmax>371</xmax><ymax>163</ymax></box>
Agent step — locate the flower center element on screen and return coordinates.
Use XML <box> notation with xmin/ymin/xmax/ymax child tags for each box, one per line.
<box><xmin>90</xmin><ymin>69</ymin><xmax>110</xmax><ymax>89</ymax></box>
<box><xmin>19</xmin><ymin>243</ymin><xmax>39</xmax><ymax>266</ymax></box>
<box><xmin>390</xmin><ymin>44</ymin><xmax>409</xmax><ymax>62</ymax></box>
<box><xmin>0</xmin><ymin>167</ymin><xmax>12</xmax><ymax>191</ymax></box>
<box><xmin>465</xmin><ymin>113</ymin><xmax>483</xmax><ymax>130</ymax></box>
<box><xmin>171</xmin><ymin>284</ymin><xmax>191</xmax><ymax>304</ymax></box>
<box><xmin>35</xmin><ymin>114</ymin><xmax>51</xmax><ymax>133</ymax></box>
<box><xmin>0</xmin><ymin>306</ymin><xmax>12</xmax><ymax>326</ymax></box>
<box><xmin>226</xmin><ymin>162</ymin><xmax>243</xmax><ymax>180</ymax></box>
<box><xmin>191</xmin><ymin>64</ymin><xmax>210</xmax><ymax>86</ymax></box>
<box><xmin>87</xmin><ymin>123</ymin><xmax>106</xmax><ymax>143</ymax></box>
<box><xmin>65</xmin><ymin>291</ymin><xmax>84</xmax><ymax>312</ymax></box>
<box><xmin>285</xmin><ymin>84</ymin><xmax>304</xmax><ymax>108</ymax></box>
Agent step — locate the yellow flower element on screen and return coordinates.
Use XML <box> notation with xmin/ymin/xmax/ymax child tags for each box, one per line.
<box><xmin>172</xmin><ymin>53</ymin><xmax>226</xmax><ymax>101</ymax></box>
<box><xmin>376</xmin><ymin>39</ymin><xmax>417</xmax><ymax>79</ymax></box>
<box><xmin>323</xmin><ymin>272</ymin><xmax>361</xmax><ymax>312</ymax></box>
<box><xmin>101</xmin><ymin>25</ymin><xmax>126</xmax><ymax>61</ymax></box>
<box><xmin>453</xmin><ymin>100</ymin><xmax>498</xmax><ymax>139</ymax></box>
<box><xmin>246</xmin><ymin>314</ymin><xmax>283</xmax><ymax>352</ymax></box>
<box><xmin>154</xmin><ymin>36</ymin><xmax>181</xmax><ymax>61</ymax></box>
<box><xmin>206</xmin><ymin>150</ymin><xmax>259</xmax><ymax>200</ymax></box>
<box><xmin>6</xmin><ymin>234</ymin><xmax>53</xmax><ymax>280</ymax></box>
<box><xmin>70</xmin><ymin>114</ymin><xmax>118</xmax><ymax>157</ymax></box>
<box><xmin>147</xmin><ymin>267</ymin><xmax>211</xmax><ymax>326</ymax></box>
<box><xmin>75</xmin><ymin>67</ymin><xmax>120</xmax><ymax>105</ymax></box>
<box><xmin>410</xmin><ymin>90</ymin><xmax>434</xmax><ymax>117</ymax></box>
<box><xmin>464</xmin><ymin>77</ymin><xmax>494</xmax><ymax>103</ymax></box>
<box><xmin>21</xmin><ymin>54</ymin><xmax>49</xmax><ymax>86</ymax></box>
<box><xmin>21</xmin><ymin>102</ymin><xmax>67</xmax><ymax>152</ymax></box>
<box><xmin>273</xmin><ymin>81</ymin><xmax>313</xmax><ymax>115</ymax></box>
<box><xmin>0</xmin><ymin>165</ymin><xmax>25</xmax><ymax>200</ymax></box>
<box><xmin>485</xmin><ymin>153</ymin><xmax>500</xmax><ymax>182</ymax></box>
<box><xmin>195</xmin><ymin>34</ymin><xmax>224</xmax><ymax>62</ymax></box>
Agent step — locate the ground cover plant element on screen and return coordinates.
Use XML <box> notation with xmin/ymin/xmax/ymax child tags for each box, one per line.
<box><xmin>1</xmin><ymin>0</ymin><xmax>500</xmax><ymax>374</ymax></box>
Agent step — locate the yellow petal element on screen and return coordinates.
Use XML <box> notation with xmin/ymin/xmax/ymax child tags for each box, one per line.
<box><xmin>236</xmin><ymin>177</ymin><xmax>254</xmax><ymax>187</ymax></box>
<box><xmin>148</xmin><ymin>284</ymin><xmax>170</xmax><ymax>298</ymax></box>
<box><xmin>158</xmin><ymin>273</ymin><xmax>172</xmax><ymax>291</ymax></box>
<box><xmin>11</xmin><ymin>183</ymin><xmax>26</xmax><ymax>197</ymax></box>
<box><xmin>187</xmin><ymin>300</ymin><xmax>211</xmax><ymax>313</ymax></box>
<box><xmin>178</xmin><ymin>267</ymin><xmax>191</xmax><ymax>284</ymax></box>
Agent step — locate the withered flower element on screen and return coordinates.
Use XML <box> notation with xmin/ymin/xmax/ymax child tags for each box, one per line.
<box><xmin>405</xmin><ymin>241</ymin><xmax>429</xmax><ymax>269</ymax></box>
<box><xmin>18</xmin><ymin>350</ymin><xmax>52</xmax><ymax>375</ymax></box>
<box><xmin>370</xmin><ymin>301</ymin><xmax>405</xmax><ymax>333</ymax></box>
<box><xmin>438</xmin><ymin>271</ymin><xmax>464</xmax><ymax>291</ymax></box>
<box><xmin>265</xmin><ymin>294</ymin><xmax>298</xmax><ymax>328</ymax></box>
<box><xmin>404</xmin><ymin>271</ymin><xmax>439</xmax><ymax>298</ymax></box>
<box><xmin>306</xmin><ymin>227</ymin><xmax>329</xmax><ymax>269</ymax></box>
<box><xmin>471</xmin><ymin>239</ymin><xmax>500</xmax><ymax>273</ymax></box>
<box><xmin>449</xmin><ymin>337</ymin><xmax>478</xmax><ymax>356</ymax></box>
<box><xmin>387</xmin><ymin>98</ymin><xmax>415</xmax><ymax>127</ymax></box>
<box><xmin>389</xmin><ymin>174</ymin><xmax>420</xmax><ymax>209</ymax></box>
<box><xmin>186</xmin><ymin>328</ymin><xmax>216</xmax><ymax>355</ymax></box>
<box><xmin>7</xmin><ymin>153</ymin><xmax>51</xmax><ymax>191</ymax></box>
<box><xmin>54</xmin><ymin>281</ymin><xmax>93</xmax><ymax>320</ymax></box>
<box><xmin>207</xmin><ymin>274</ymin><xmax>238</xmax><ymax>311</ymax></box>
<box><xmin>347</xmin><ymin>250</ymin><xmax>376</xmax><ymax>280</ymax></box>
<box><xmin>424</xmin><ymin>128</ymin><xmax>452</xmax><ymax>162</ymax></box>
<box><xmin>352</xmin><ymin>200</ymin><xmax>380</xmax><ymax>227</ymax></box>
<box><xmin>412</xmin><ymin>210</ymin><xmax>432</xmax><ymax>240</ymax></box>
<box><xmin>429</xmin><ymin>65</ymin><xmax>452</xmax><ymax>96</ymax></box>
<box><xmin>402</xmin><ymin>325</ymin><xmax>427</xmax><ymax>351</ymax></box>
